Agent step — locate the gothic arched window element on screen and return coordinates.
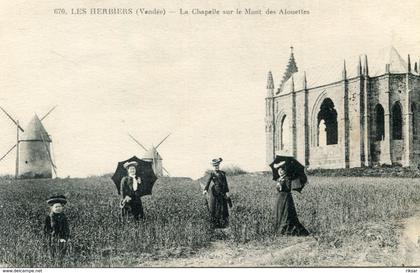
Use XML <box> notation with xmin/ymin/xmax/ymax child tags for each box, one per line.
<box><xmin>317</xmin><ymin>98</ymin><xmax>338</xmax><ymax>146</ymax></box>
<box><xmin>374</xmin><ymin>104</ymin><xmax>385</xmax><ymax>141</ymax></box>
<box><xmin>392</xmin><ymin>102</ymin><xmax>403</xmax><ymax>140</ymax></box>
<box><xmin>281</xmin><ymin>115</ymin><xmax>288</xmax><ymax>150</ymax></box>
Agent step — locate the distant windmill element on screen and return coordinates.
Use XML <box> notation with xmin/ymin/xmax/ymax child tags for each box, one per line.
<box><xmin>0</xmin><ymin>106</ymin><xmax>57</xmax><ymax>179</ymax></box>
<box><xmin>128</xmin><ymin>133</ymin><xmax>171</xmax><ymax>177</ymax></box>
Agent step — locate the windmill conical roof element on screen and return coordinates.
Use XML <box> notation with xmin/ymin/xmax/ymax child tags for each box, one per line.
<box><xmin>20</xmin><ymin>114</ymin><xmax>51</xmax><ymax>142</ymax></box>
<box><xmin>141</xmin><ymin>147</ymin><xmax>162</xmax><ymax>160</ymax></box>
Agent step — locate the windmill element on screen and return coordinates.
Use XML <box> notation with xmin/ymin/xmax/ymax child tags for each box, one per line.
<box><xmin>0</xmin><ymin>106</ymin><xmax>57</xmax><ymax>179</ymax></box>
<box><xmin>128</xmin><ymin>133</ymin><xmax>171</xmax><ymax>177</ymax></box>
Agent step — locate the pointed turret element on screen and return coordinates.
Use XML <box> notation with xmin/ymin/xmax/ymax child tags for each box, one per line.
<box><xmin>407</xmin><ymin>54</ymin><xmax>411</xmax><ymax>72</ymax></box>
<box><xmin>342</xmin><ymin>60</ymin><xmax>347</xmax><ymax>79</ymax></box>
<box><xmin>303</xmin><ymin>71</ymin><xmax>307</xmax><ymax>89</ymax></box>
<box><xmin>278</xmin><ymin>46</ymin><xmax>298</xmax><ymax>92</ymax></box>
<box><xmin>290</xmin><ymin>75</ymin><xmax>295</xmax><ymax>92</ymax></box>
<box><xmin>364</xmin><ymin>55</ymin><xmax>369</xmax><ymax>76</ymax></box>
<box><xmin>358</xmin><ymin>56</ymin><xmax>362</xmax><ymax>76</ymax></box>
<box><xmin>415</xmin><ymin>62</ymin><xmax>418</xmax><ymax>74</ymax></box>
<box><xmin>267</xmin><ymin>71</ymin><xmax>274</xmax><ymax>97</ymax></box>
<box><xmin>267</xmin><ymin>71</ymin><xmax>274</xmax><ymax>89</ymax></box>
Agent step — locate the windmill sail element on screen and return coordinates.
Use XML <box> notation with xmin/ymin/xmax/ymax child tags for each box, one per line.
<box><xmin>162</xmin><ymin>166</ymin><xmax>170</xmax><ymax>176</ymax></box>
<box><xmin>0</xmin><ymin>144</ymin><xmax>17</xmax><ymax>162</ymax></box>
<box><xmin>156</xmin><ymin>133</ymin><xmax>171</xmax><ymax>149</ymax></box>
<box><xmin>40</xmin><ymin>129</ymin><xmax>57</xmax><ymax>177</ymax></box>
<box><xmin>0</xmin><ymin>106</ymin><xmax>24</xmax><ymax>132</ymax></box>
<box><xmin>0</xmin><ymin>107</ymin><xmax>57</xmax><ymax>179</ymax></box>
<box><xmin>40</xmin><ymin>105</ymin><xmax>57</xmax><ymax>121</ymax></box>
<box><xmin>128</xmin><ymin>133</ymin><xmax>148</xmax><ymax>152</ymax></box>
<box><xmin>128</xmin><ymin>133</ymin><xmax>171</xmax><ymax>177</ymax></box>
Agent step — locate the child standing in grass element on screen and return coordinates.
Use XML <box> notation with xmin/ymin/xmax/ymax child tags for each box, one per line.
<box><xmin>44</xmin><ymin>195</ymin><xmax>70</xmax><ymax>260</ymax></box>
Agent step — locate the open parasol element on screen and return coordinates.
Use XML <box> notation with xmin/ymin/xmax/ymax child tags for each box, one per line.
<box><xmin>269</xmin><ymin>155</ymin><xmax>307</xmax><ymax>193</ymax></box>
<box><xmin>111</xmin><ymin>156</ymin><xmax>158</xmax><ymax>196</ymax></box>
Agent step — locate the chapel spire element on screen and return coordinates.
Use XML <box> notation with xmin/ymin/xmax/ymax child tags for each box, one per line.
<box><xmin>407</xmin><ymin>54</ymin><xmax>411</xmax><ymax>72</ymax></box>
<box><xmin>278</xmin><ymin>46</ymin><xmax>298</xmax><ymax>93</ymax></box>
<box><xmin>358</xmin><ymin>56</ymin><xmax>362</xmax><ymax>76</ymax></box>
<box><xmin>267</xmin><ymin>71</ymin><xmax>274</xmax><ymax>90</ymax></box>
<box><xmin>364</xmin><ymin>55</ymin><xmax>369</xmax><ymax>76</ymax></box>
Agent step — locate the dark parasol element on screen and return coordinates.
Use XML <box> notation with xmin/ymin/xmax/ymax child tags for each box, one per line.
<box><xmin>269</xmin><ymin>155</ymin><xmax>308</xmax><ymax>193</ymax></box>
<box><xmin>111</xmin><ymin>156</ymin><xmax>158</xmax><ymax>196</ymax></box>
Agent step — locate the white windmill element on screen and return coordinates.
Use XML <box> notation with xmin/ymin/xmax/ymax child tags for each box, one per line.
<box><xmin>0</xmin><ymin>106</ymin><xmax>57</xmax><ymax>179</ymax></box>
<box><xmin>128</xmin><ymin>133</ymin><xmax>171</xmax><ymax>177</ymax></box>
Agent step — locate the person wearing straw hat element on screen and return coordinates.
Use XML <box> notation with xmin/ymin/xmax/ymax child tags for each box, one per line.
<box><xmin>44</xmin><ymin>195</ymin><xmax>70</xmax><ymax>259</ymax></box>
<box><xmin>120</xmin><ymin>161</ymin><xmax>144</xmax><ymax>220</ymax></box>
<box><xmin>272</xmin><ymin>161</ymin><xmax>309</xmax><ymax>236</ymax></box>
<box><xmin>203</xmin><ymin>158</ymin><xmax>231</xmax><ymax>228</ymax></box>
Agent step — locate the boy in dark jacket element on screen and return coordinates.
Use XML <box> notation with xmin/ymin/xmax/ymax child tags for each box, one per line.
<box><xmin>44</xmin><ymin>195</ymin><xmax>70</xmax><ymax>259</ymax></box>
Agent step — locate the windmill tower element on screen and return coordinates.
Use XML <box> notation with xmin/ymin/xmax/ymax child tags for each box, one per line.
<box><xmin>141</xmin><ymin>147</ymin><xmax>163</xmax><ymax>176</ymax></box>
<box><xmin>0</xmin><ymin>106</ymin><xmax>57</xmax><ymax>179</ymax></box>
<box><xmin>128</xmin><ymin>133</ymin><xmax>171</xmax><ymax>177</ymax></box>
<box><xmin>19</xmin><ymin>114</ymin><xmax>55</xmax><ymax>178</ymax></box>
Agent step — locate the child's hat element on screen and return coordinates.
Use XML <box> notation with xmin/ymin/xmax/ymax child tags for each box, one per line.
<box><xmin>211</xmin><ymin>158</ymin><xmax>223</xmax><ymax>166</ymax></box>
<box><xmin>47</xmin><ymin>195</ymin><xmax>67</xmax><ymax>205</ymax></box>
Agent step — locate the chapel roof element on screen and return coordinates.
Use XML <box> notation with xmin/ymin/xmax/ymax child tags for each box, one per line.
<box><xmin>276</xmin><ymin>46</ymin><xmax>417</xmax><ymax>95</ymax></box>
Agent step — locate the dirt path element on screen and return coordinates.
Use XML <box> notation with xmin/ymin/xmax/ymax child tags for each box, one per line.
<box><xmin>398</xmin><ymin>211</ymin><xmax>420</xmax><ymax>266</ymax></box>
<box><xmin>141</xmin><ymin>211</ymin><xmax>420</xmax><ymax>267</ymax></box>
<box><xmin>141</xmin><ymin>235</ymin><xmax>317</xmax><ymax>267</ymax></box>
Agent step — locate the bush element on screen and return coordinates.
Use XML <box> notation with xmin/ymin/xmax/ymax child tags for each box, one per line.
<box><xmin>222</xmin><ymin>165</ymin><xmax>248</xmax><ymax>176</ymax></box>
<box><xmin>306</xmin><ymin>166</ymin><xmax>420</xmax><ymax>178</ymax></box>
<box><xmin>203</xmin><ymin>165</ymin><xmax>248</xmax><ymax>177</ymax></box>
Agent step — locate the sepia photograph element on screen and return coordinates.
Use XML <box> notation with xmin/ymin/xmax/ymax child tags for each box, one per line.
<box><xmin>0</xmin><ymin>0</ymin><xmax>419</xmax><ymax>271</ymax></box>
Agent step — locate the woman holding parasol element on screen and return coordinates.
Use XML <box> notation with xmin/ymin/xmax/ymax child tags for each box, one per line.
<box><xmin>270</xmin><ymin>156</ymin><xmax>309</xmax><ymax>236</ymax></box>
<box><xmin>120</xmin><ymin>161</ymin><xmax>144</xmax><ymax>220</ymax></box>
<box><xmin>111</xmin><ymin>156</ymin><xmax>158</xmax><ymax>221</ymax></box>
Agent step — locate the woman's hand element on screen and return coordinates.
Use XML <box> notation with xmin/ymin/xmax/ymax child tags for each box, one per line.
<box><xmin>276</xmin><ymin>182</ymin><xmax>282</xmax><ymax>192</ymax></box>
<box><xmin>279</xmin><ymin>172</ymin><xmax>287</xmax><ymax>180</ymax></box>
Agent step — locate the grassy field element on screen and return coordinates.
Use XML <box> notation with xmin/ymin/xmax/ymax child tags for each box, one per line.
<box><xmin>0</xmin><ymin>174</ymin><xmax>420</xmax><ymax>267</ymax></box>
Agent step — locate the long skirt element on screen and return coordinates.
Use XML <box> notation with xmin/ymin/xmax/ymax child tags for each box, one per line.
<box><xmin>208</xmin><ymin>190</ymin><xmax>229</xmax><ymax>228</ymax></box>
<box><xmin>122</xmin><ymin>196</ymin><xmax>144</xmax><ymax>220</ymax></box>
<box><xmin>274</xmin><ymin>191</ymin><xmax>309</xmax><ymax>236</ymax></box>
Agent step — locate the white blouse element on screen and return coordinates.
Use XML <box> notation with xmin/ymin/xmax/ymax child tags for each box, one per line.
<box><xmin>129</xmin><ymin>175</ymin><xmax>138</xmax><ymax>191</ymax></box>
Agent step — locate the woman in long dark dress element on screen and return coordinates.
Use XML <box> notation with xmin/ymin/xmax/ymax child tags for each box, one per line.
<box><xmin>273</xmin><ymin>161</ymin><xmax>309</xmax><ymax>236</ymax></box>
<box><xmin>203</xmin><ymin>158</ymin><xmax>231</xmax><ymax>228</ymax></box>
<box><xmin>120</xmin><ymin>161</ymin><xmax>144</xmax><ymax>220</ymax></box>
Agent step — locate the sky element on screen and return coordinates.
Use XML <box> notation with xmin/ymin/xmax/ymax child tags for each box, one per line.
<box><xmin>0</xmin><ymin>0</ymin><xmax>419</xmax><ymax>179</ymax></box>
